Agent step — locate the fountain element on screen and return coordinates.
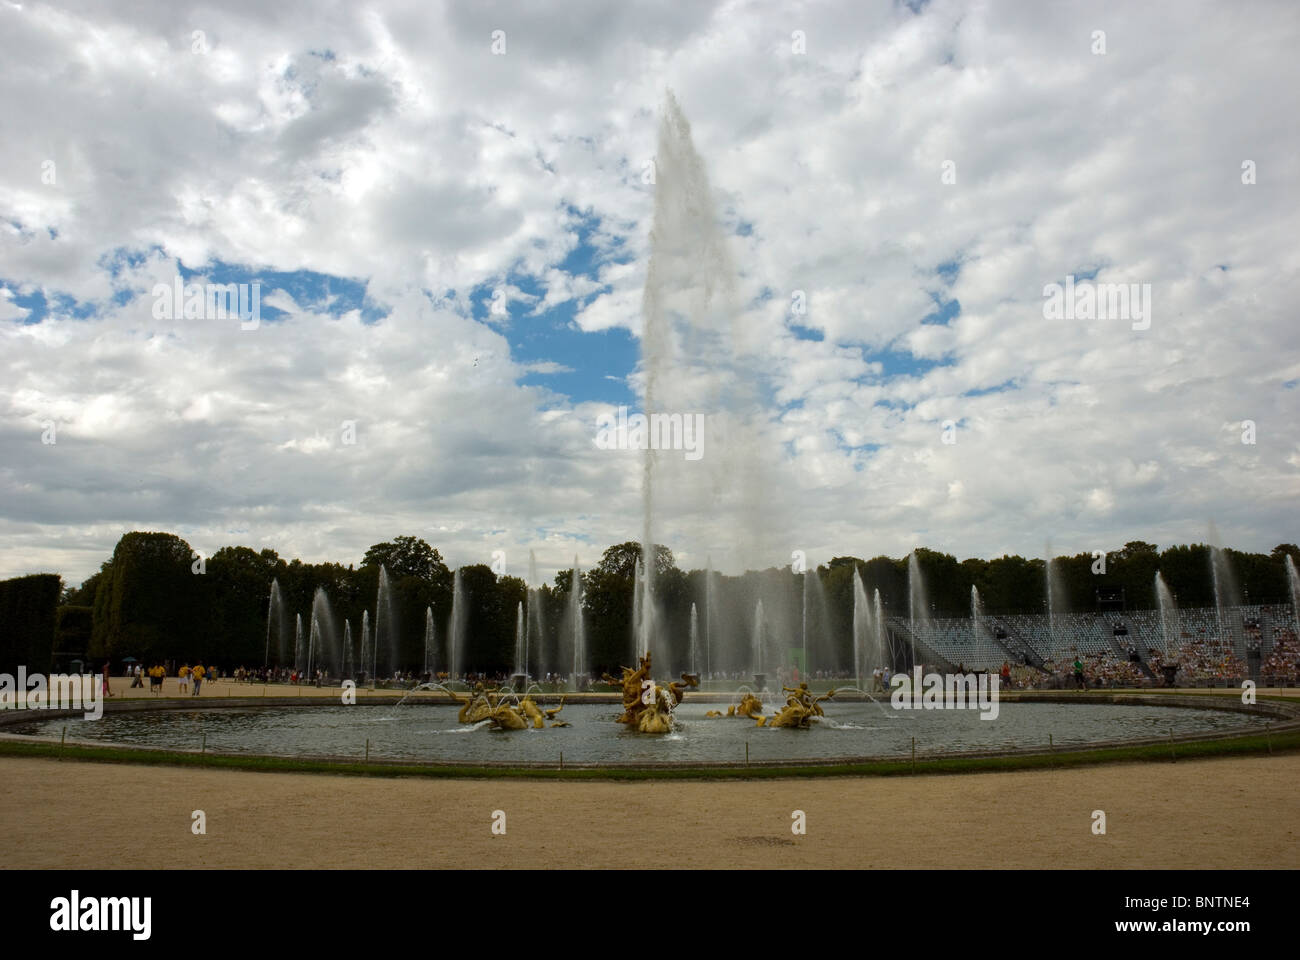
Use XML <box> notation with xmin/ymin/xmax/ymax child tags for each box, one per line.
<box><xmin>441</xmin><ymin>683</ymin><xmax>569</xmax><ymax>730</ymax></box>
<box><xmin>689</xmin><ymin>602</ymin><xmax>699</xmax><ymax>677</ymax></box>
<box><xmin>423</xmin><ymin>606</ymin><xmax>435</xmax><ymax>677</ymax></box>
<box><xmin>308</xmin><ymin>586</ymin><xmax>337</xmax><ymax>679</ymax></box>
<box><xmin>264</xmin><ymin>578</ymin><xmax>283</xmax><ymax>669</ymax></box>
<box><xmin>801</xmin><ymin>569</ymin><xmax>809</xmax><ymax>674</ymax></box>
<box><xmin>360</xmin><ymin>611</ymin><xmax>371</xmax><ymax>686</ymax></box>
<box><xmin>971</xmin><ymin>585</ymin><xmax>990</xmax><ymax>665</ymax></box>
<box><xmin>1207</xmin><ymin>526</ymin><xmax>1242</xmax><ymax>646</ymax></box>
<box><xmin>293</xmin><ymin>614</ymin><xmax>304</xmax><ymax>675</ymax></box>
<box><xmin>706</xmin><ymin>682</ymin><xmax>835</xmax><ymax>727</ymax></box>
<box><xmin>874</xmin><ymin>588</ymin><xmax>888</xmax><ymax>670</ymax></box>
<box><xmin>448</xmin><ymin>568</ymin><xmax>466</xmax><ymax>680</ymax></box>
<box><xmin>526</xmin><ymin>550</ymin><xmax>546</xmax><ymax>680</ymax></box>
<box><xmin>1286</xmin><ymin>555</ymin><xmax>1300</xmax><ymax>639</ymax></box>
<box><xmin>907</xmin><ymin>552</ymin><xmax>929</xmax><ymax>660</ymax></box>
<box><xmin>512</xmin><ymin>601</ymin><xmax>525</xmax><ymax>687</ymax></box>
<box><xmin>375</xmin><ymin>565</ymin><xmax>396</xmax><ymax>682</ymax></box>
<box><xmin>1155</xmin><ymin>571</ymin><xmax>1179</xmax><ymax>652</ymax></box>
<box><xmin>803</xmin><ymin>565</ymin><xmax>830</xmax><ymax>678</ymax></box>
<box><xmin>567</xmin><ymin>558</ymin><xmax>586</xmax><ymax>687</ymax></box>
<box><xmin>307</xmin><ymin>607</ymin><xmax>318</xmax><ymax>678</ymax></box>
<box><xmin>602</xmin><ymin>652</ymin><xmax>698</xmax><ymax>733</ymax></box>
<box><xmin>631</xmin><ymin>551</ymin><xmax>659</xmax><ymax>664</ymax></box>
<box><xmin>751</xmin><ymin>598</ymin><xmax>766</xmax><ymax>687</ymax></box>
<box><xmin>1043</xmin><ymin>542</ymin><xmax>1057</xmax><ymax>653</ymax></box>
<box><xmin>704</xmin><ymin>557</ymin><xmax>713</xmax><ymax>679</ymax></box>
<box><xmin>343</xmin><ymin>620</ymin><xmax>354</xmax><ymax>680</ymax></box>
<box><xmin>852</xmin><ymin>568</ymin><xmax>871</xmax><ymax>690</ymax></box>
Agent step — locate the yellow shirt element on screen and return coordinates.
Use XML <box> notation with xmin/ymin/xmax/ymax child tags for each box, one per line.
<box><xmin>179</xmin><ymin>666</ymin><xmax>190</xmax><ymax>678</ymax></box>
<box><xmin>192</xmin><ymin>666</ymin><xmax>205</xmax><ymax>680</ymax></box>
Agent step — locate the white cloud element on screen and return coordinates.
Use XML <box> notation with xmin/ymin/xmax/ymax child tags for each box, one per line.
<box><xmin>0</xmin><ymin>0</ymin><xmax>1297</xmax><ymax>587</ymax></box>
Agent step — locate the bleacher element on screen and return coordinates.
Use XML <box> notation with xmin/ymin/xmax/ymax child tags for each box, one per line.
<box><xmin>881</xmin><ymin>604</ymin><xmax>1297</xmax><ymax>687</ymax></box>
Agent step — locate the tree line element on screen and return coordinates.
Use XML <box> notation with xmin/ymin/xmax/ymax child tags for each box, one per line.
<box><xmin>31</xmin><ymin>533</ymin><xmax>1299</xmax><ymax>678</ymax></box>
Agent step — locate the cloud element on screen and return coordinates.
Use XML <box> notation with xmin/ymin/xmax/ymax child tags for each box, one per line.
<box><xmin>0</xmin><ymin>0</ymin><xmax>1297</xmax><ymax>587</ymax></box>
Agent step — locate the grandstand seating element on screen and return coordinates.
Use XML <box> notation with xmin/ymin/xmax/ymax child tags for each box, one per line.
<box><xmin>881</xmin><ymin>604</ymin><xmax>1297</xmax><ymax>687</ymax></box>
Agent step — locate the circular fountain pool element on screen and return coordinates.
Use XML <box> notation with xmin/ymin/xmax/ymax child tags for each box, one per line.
<box><xmin>4</xmin><ymin>699</ymin><xmax>1275</xmax><ymax>766</ymax></box>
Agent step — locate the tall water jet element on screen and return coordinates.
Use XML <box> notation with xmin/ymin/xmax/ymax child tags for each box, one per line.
<box><xmin>525</xmin><ymin>550</ymin><xmax>546</xmax><ymax>678</ymax></box>
<box><xmin>705</xmin><ymin>557</ymin><xmax>713</xmax><ymax>678</ymax></box>
<box><xmin>1207</xmin><ymin>526</ymin><xmax>1241</xmax><ymax>644</ymax></box>
<box><xmin>874</xmin><ymin>588</ymin><xmax>888</xmax><ymax>669</ymax></box>
<box><xmin>689</xmin><ymin>602</ymin><xmax>699</xmax><ymax>676</ymax></box>
<box><xmin>852</xmin><ymin>568</ymin><xmax>870</xmax><ymax>689</ymax></box>
<box><xmin>309</xmin><ymin>586</ymin><xmax>337</xmax><ymax>678</ymax></box>
<box><xmin>1043</xmin><ymin>541</ymin><xmax>1067</xmax><ymax>654</ymax></box>
<box><xmin>448</xmin><ymin>568</ymin><xmax>466</xmax><ymax>679</ymax></box>
<box><xmin>343</xmin><ymin>620</ymin><xmax>354</xmax><ymax>679</ymax></box>
<box><xmin>907</xmin><ymin>552</ymin><xmax>929</xmax><ymax>658</ymax></box>
<box><xmin>636</xmin><ymin>91</ymin><xmax>742</xmax><ymax>664</ymax></box>
<box><xmin>1045</xmin><ymin>545</ymin><xmax>1056</xmax><ymax>652</ymax></box>
<box><xmin>801</xmin><ymin>569</ymin><xmax>809</xmax><ymax>674</ymax></box>
<box><xmin>631</xmin><ymin>560</ymin><xmax>644</xmax><ymax>664</ymax></box>
<box><xmin>307</xmin><ymin>607</ymin><xmax>319</xmax><ymax>678</ymax></box>
<box><xmin>1286</xmin><ymin>555</ymin><xmax>1300</xmax><ymax>639</ymax></box>
<box><xmin>630</xmin><ymin>549</ymin><xmax>660</xmax><ymax>664</ymax></box>
<box><xmin>513</xmin><ymin>601</ymin><xmax>526</xmax><ymax>679</ymax></box>
<box><xmin>423</xmin><ymin>606</ymin><xmax>435</xmax><ymax>676</ymax></box>
<box><xmin>1154</xmin><ymin>571</ymin><xmax>1179</xmax><ymax>652</ymax></box>
<box><xmin>971</xmin><ymin>584</ymin><xmax>985</xmax><ymax>647</ymax></box>
<box><xmin>568</xmin><ymin>559</ymin><xmax>586</xmax><ymax>683</ymax></box>
<box><xmin>264</xmin><ymin>578</ymin><xmax>282</xmax><ymax>669</ymax></box>
<box><xmin>752</xmin><ymin>599</ymin><xmax>766</xmax><ymax>677</ymax></box>
<box><xmin>375</xmin><ymin>565</ymin><xmax>396</xmax><ymax>680</ymax></box>
<box><xmin>799</xmin><ymin>565</ymin><xmax>830</xmax><ymax>678</ymax></box>
<box><xmin>294</xmin><ymin>614</ymin><xmax>304</xmax><ymax>675</ymax></box>
<box><xmin>360</xmin><ymin>611</ymin><xmax>371</xmax><ymax>686</ymax></box>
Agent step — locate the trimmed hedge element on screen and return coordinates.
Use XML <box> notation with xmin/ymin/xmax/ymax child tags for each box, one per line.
<box><xmin>54</xmin><ymin>604</ymin><xmax>93</xmax><ymax>664</ymax></box>
<box><xmin>0</xmin><ymin>573</ymin><xmax>61</xmax><ymax>674</ymax></box>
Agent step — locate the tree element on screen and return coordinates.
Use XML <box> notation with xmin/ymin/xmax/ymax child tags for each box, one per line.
<box><xmin>91</xmin><ymin>532</ymin><xmax>200</xmax><ymax>663</ymax></box>
<box><xmin>595</xmin><ymin>541</ymin><xmax>676</xmax><ymax>579</ymax></box>
<box><xmin>361</xmin><ymin>537</ymin><xmax>449</xmax><ymax>587</ymax></box>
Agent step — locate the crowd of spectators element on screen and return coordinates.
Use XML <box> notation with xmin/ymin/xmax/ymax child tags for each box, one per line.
<box><xmin>1144</xmin><ymin>632</ymin><xmax>1246</xmax><ymax>684</ymax></box>
<box><xmin>1260</xmin><ymin>628</ymin><xmax>1300</xmax><ymax>683</ymax></box>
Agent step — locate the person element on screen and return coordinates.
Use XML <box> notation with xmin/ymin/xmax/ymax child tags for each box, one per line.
<box><xmin>871</xmin><ymin>667</ymin><xmax>884</xmax><ymax>693</ymax></box>
<box><xmin>102</xmin><ymin>661</ymin><xmax>113</xmax><ymax>698</ymax></box>
<box><xmin>178</xmin><ymin>663</ymin><xmax>190</xmax><ymax>694</ymax></box>
<box><xmin>1000</xmin><ymin>660</ymin><xmax>1011</xmax><ymax>688</ymax></box>
<box><xmin>130</xmin><ymin>663</ymin><xmax>143</xmax><ymax>688</ymax></box>
<box><xmin>1073</xmin><ymin>656</ymin><xmax>1086</xmax><ymax>689</ymax></box>
<box><xmin>191</xmin><ymin>662</ymin><xmax>204</xmax><ymax>696</ymax></box>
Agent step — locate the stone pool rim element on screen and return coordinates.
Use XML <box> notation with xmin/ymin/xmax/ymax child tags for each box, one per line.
<box><xmin>2</xmin><ymin>690</ymin><xmax>1297</xmax><ymax>775</ymax></box>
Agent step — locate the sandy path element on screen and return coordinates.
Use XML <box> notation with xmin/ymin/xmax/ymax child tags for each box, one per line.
<box><xmin>1</xmin><ymin>753</ymin><xmax>1295</xmax><ymax>869</ymax></box>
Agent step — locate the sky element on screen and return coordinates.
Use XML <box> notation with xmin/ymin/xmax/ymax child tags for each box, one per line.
<box><xmin>1</xmin><ymin>0</ymin><xmax>1297</xmax><ymax>587</ymax></box>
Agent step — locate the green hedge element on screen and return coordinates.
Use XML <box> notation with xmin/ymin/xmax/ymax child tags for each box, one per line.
<box><xmin>54</xmin><ymin>605</ymin><xmax>93</xmax><ymax>665</ymax></box>
<box><xmin>0</xmin><ymin>573</ymin><xmax>62</xmax><ymax>674</ymax></box>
